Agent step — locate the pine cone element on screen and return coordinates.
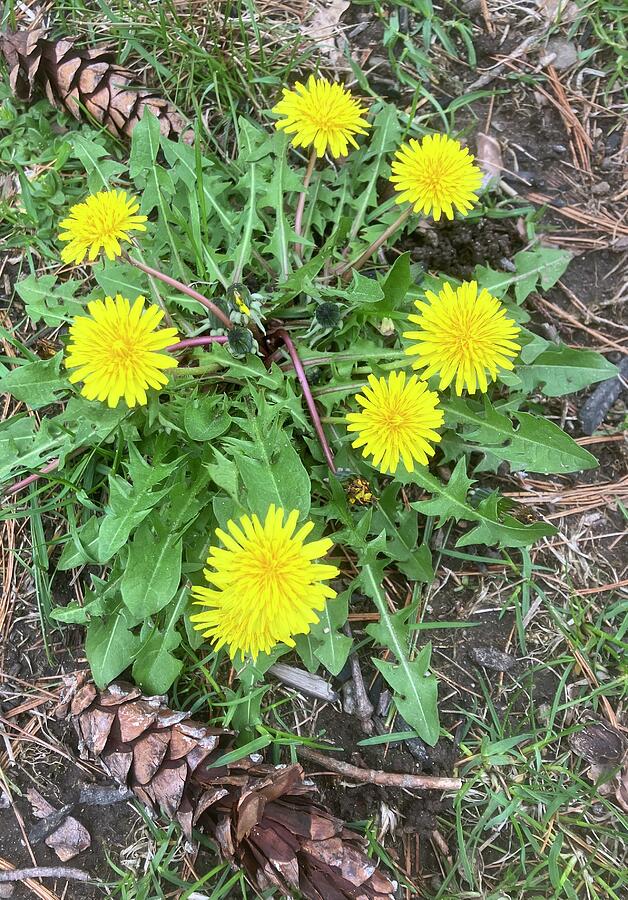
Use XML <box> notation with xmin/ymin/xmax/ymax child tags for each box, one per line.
<box><xmin>56</xmin><ymin>674</ymin><xmax>396</xmax><ymax>899</ymax></box>
<box><xmin>0</xmin><ymin>29</ymin><xmax>192</xmax><ymax>142</ymax></box>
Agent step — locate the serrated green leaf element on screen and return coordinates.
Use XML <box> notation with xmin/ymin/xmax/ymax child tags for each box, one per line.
<box><xmin>370</xmin><ymin>483</ymin><xmax>433</xmax><ymax>582</ymax></box>
<box><xmin>513</xmin><ymin>247</ymin><xmax>572</xmax><ymax>302</ymax></box>
<box><xmin>372</xmin><ymin>649</ymin><xmax>439</xmax><ymax>746</ymax></box>
<box><xmin>346</xmin><ymin>270</ymin><xmax>385</xmax><ymax>305</ymax></box>
<box><xmin>349</xmin><ymin>104</ymin><xmax>401</xmax><ymax>239</ymax></box>
<box><xmin>380</xmin><ymin>252</ymin><xmax>412</xmax><ymax>310</ymax></box>
<box><xmin>131</xmin><ymin>627</ymin><xmax>182</xmax><ymax>694</ymax></box>
<box><xmin>120</xmin><ymin>521</ymin><xmax>182</xmax><ymax>617</ymax></box>
<box><xmin>70</xmin><ymin>133</ymin><xmax>125</xmax><ymax>192</ymax></box>
<box><xmin>184</xmin><ymin>395</ymin><xmax>232</xmax><ymax>441</ymax></box>
<box><xmin>444</xmin><ymin>397</ymin><xmax>597</xmax><ymax>474</ymax></box>
<box><xmin>516</xmin><ymin>347</ymin><xmax>618</xmax><ymax>397</ymax></box>
<box><xmin>311</xmin><ymin>592</ymin><xmax>352</xmax><ymax>676</ymax></box>
<box><xmin>129</xmin><ymin>107</ymin><xmax>161</xmax><ymax>178</ymax></box>
<box><xmin>86</xmin><ymin>609</ymin><xmax>142</xmax><ymax>687</ymax></box>
<box><xmin>225</xmin><ymin>396</ymin><xmax>311</xmax><ymax>518</ymax></box>
<box><xmin>356</xmin><ymin>534</ymin><xmax>440</xmax><ymax>745</ymax></box>
<box><xmin>16</xmin><ymin>274</ymin><xmax>83</xmax><ymax>326</ymax></box>
<box><xmin>0</xmin><ymin>354</ymin><xmax>67</xmax><ymax>409</ymax></box>
<box><xmin>92</xmin><ymin>260</ymin><xmax>145</xmax><ymax>299</ymax></box>
<box><xmin>401</xmin><ymin>459</ymin><xmax>556</xmax><ymax>548</ymax></box>
<box><xmin>97</xmin><ymin>448</ymin><xmax>178</xmax><ymax>562</ymax></box>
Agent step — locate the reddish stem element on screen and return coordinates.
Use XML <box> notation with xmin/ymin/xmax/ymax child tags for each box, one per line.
<box><xmin>3</xmin><ymin>458</ymin><xmax>60</xmax><ymax>498</ymax></box>
<box><xmin>294</xmin><ymin>148</ymin><xmax>317</xmax><ymax>261</ymax></box>
<box><xmin>278</xmin><ymin>330</ymin><xmax>336</xmax><ymax>473</ymax></box>
<box><xmin>167</xmin><ymin>336</ymin><xmax>228</xmax><ymax>352</ymax></box>
<box><xmin>125</xmin><ymin>256</ymin><xmax>233</xmax><ymax>330</ymax></box>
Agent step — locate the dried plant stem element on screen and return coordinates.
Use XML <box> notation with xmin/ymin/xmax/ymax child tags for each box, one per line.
<box><xmin>0</xmin><ymin>866</ymin><xmax>90</xmax><ymax>883</ymax></box>
<box><xmin>2</xmin><ymin>459</ymin><xmax>60</xmax><ymax>498</ymax></box>
<box><xmin>336</xmin><ymin>206</ymin><xmax>412</xmax><ymax>281</ymax></box>
<box><xmin>278</xmin><ymin>330</ymin><xmax>336</xmax><ymax>473</ymax></box>
<box><xmin>167</xmin><ymin>336</ymin><xmax>228</xmax><ymax>352</ymax></box>
<box><xmin>125</xmin><ymin>255</ymin><xmax>233</xmax><ymax>330</ymax></box>
<box><xmin>294</xmin><ymin>148</ymin><xmax>317</xmax><ymax>260</ymax></box>
<box><xmin>297</xmin><ymin>747</ymin><xmax>462</xmax><ymax>791</ymax></box>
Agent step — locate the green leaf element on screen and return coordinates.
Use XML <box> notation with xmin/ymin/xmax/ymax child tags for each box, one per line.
<box><xmin>0</xmin><ymin>417</ymin><xmax>67</xmax><ymax>484</ymax></box>
<box><xmin>516</xmin><ymin>347</ymin><xmax>618</xmax><ymax>397</ymax></box>
<box><xmin>372</xmin><ymin>647</ymin><xmax>439</xmax><ymax>747</ymax></box>
<box><xmin>57</xmin><ymin>517</ymin><xmax>100</xmax><ymax>570</ymax></box>
<box><xmin>444</xmin><ymin>397</ymin><xmax>598</xmax><ymax>474</ymax></box>
<box><xmin>50</xmin><ymin>590</ymin><xmax>107</xmax><ymax>624</ymax></box>
<box><xmin>311</xmin><ymin>591</ymin><xmax>352</xmax><ymax>676</ymax></box>
<box><xmin>184</xmin><ymin>395</ymin><xmax>232</xmax><ymax>441</ymax></box>
<box><xmin>208</xmin><ymin>345</ymin><xmax>283</xmax><ymax>389</ymax></box>
<box><xmin>96</xmin><ymin>447</ymin><xmax>178</xmax><ymax>562</ymax></box>
<box><xmin>380</xmin><ymin>252</ymin><xmax>412</xmax><ymax>309</ymax></box>
<box><xmin>16</xmin><ymin>274</ymin><xmax>83</xmax><ymax>326</ymax></box>
<box><xmin>92</xmin><ymin>260</ymin><xmax>145</xmax><ymax>299</ymax></box>
<box><xmin>357</xmin><ymin>534</ymin><xmax>439</xmax><ymax>745</ymax></box>
<box><xmin>225</xmin><ymin>395</ymin><xmax>311</xmax><ymax>518</ymax></box>
<box><xmin>120</xmin><ymin>521</ymin><xmax>182</xmax><ymax>617</ymax></box>
<box><xmin>474</xmin><ymin>247</ymin><xmax>571</xmax><ymax>302</ymax></box>
<box><xmin>0</xmin><ymin>354</ymin><xmax>68</xmax><ymax>409</ymax></box>
<box><xmin>370</xmin><ymin>483</ymin><xmax>433</xmax><ymax>582</ymax></box>
<box><xmin>86</xmin><ymin>609</ymin><xmax>142</xmax><ymax>688</ymax></box>
<box><xmin>262</xmin><ymin>133</ymin><xmax>301</xmax><ymax>280</ymax></box>
<box><xmin>129</xmin><ymin>107</ymin><xmax>161</xmax><ymax>178</ymax></box>
<box><xmin>132</xmin><ymin>627</ymin><xmax>183</xmax><ymax>694</ymax></box>
<box><xmin>401</xmin><ymin>459</ymin><xmax>556</xmax><ymax>548</ymax></box>
<box><xmin>70</xmin><ymin>134</ymin><xmax>125</xmax><ymax>192</ymax></box>
<box><xmin>349</xmin><ymin>104</ymin><xmax>401</xmax><ymax>239</ymax></box>
<box><xmin>346</xmin><ymin>271</ymin><xmax>385</xmax><ymax>305</ymax></box>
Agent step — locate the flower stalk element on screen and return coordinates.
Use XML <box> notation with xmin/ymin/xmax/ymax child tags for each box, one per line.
<box><xmin>336</xmin><ymin>206</ymin><xmax>412</xmax><ymax>281</ymax></box>
<box><xmin>125</xmin><ymin>255</ymin><xmax>233</xmax><ymax>330</ymax></box>
<box><xmin>294</xmin><ymin>148</ymin><xmax>317</xmax><ymax>261</ymax></box>
<box><xmin>3</xmin><ymin>458</ymin><xmax>60</xmax><ymax>498</ymax></box>
<box><xmin>167</xmin><ymin>336</ymin><xmax>229</xmax><ymax>352</ymax></box>
<box><xmin>278</xmin><ymin>329</ymin><xmax>337</xmax><ymax>473</ymax></box>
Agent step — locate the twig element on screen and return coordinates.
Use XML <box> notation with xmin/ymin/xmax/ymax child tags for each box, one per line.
<box><xmin>294</xmin><ymin>148</ymin><xmax>317</xmax><ymax>261</ymax></box>
<box><xmin>467</xmin><ymin>31</ymin><xmax>545</xmax><ymax>91</ymax></box>
<box><xmin>343</xmin><ymin>623</ymin><xmax>374</xmax><ymax>734</ymax></box>
<box><xmin>277</xmin><ymin>330</ymin><xmax>336</xmax><ymax>473</ymax></box>
<box><xmin>125</xmin><ymin>255</ymin><xmax>233</xmax><ymax>330</ymax></box>
<box><xmin>297</xmin><ymin>746</ymin><xmax>462</xmax><ymax>791</ymax></box>
<box><xmin>0</xmin><ymin>867</ymin><xmax>90</xmax><ymax>884</ymax></box>
<box><xmin>166</xmin><ymin>336</ymin><xmax>228</xmax><ymax>352</ymax></box>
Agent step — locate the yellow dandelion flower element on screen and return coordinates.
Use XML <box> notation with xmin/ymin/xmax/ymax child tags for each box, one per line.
<box><xmin>346</xmin><ymin>370</ymin><xmax>444</xmax><ymax>475</ymax></box>
<box><xmin>404</xmin><ymin>280</ymin><xmax>521</xmax><ymax>395</ymax></box>
<box><xmin>390</xmin><ymin>133</ymin><xmax>483</xmax><ymax>221</ymax></box>
<box><xmin>272</xmin><ymin>75</ymin><xmax>370</xmax><ymax>158</ymax></box>
<box><xmin>65</xmin><ymin>294</ymin><xmax>178</xmax><ymax>409</ymax></box>
<box><xmin>59</xmin><ymin>189</ymin><xmax>147</xmax><ymax>265</ymax></box>
<box><xmin>190</xmin><ymin>505</ymin><xmax>339</xmax><ymax>661</ymax></box>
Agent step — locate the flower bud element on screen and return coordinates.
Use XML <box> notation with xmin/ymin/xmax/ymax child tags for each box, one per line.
<box><xmin>315</xmin><ymin>302</ymin><xmax>341</xmax><ymax>330</ymax></box>
<box><xmin>227</xmin><ymin>326</ymin><xmax>255</xmax><ymax>358</ymax></box>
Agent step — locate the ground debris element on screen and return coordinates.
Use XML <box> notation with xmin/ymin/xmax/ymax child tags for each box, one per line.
<box><xmin>26</xmin><ymin>789</ymin><xmax>91</xmax><ymax>861</ymax></box>
<box><xmin>569</xmin><ymin>723</ymin><xmax>628</xmax><ymax>812</ymax></box>
<box><xmin>468</xmin><ymin>645</ymin><xmax>517</xmax><ymax>672</ymax></box>
<box><xmin>579</xmin><ymin>358</ymin><xmax>628</xmax><ymax>435</ymax></box>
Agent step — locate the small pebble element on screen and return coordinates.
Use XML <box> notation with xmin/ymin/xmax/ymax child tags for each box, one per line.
<box><xmin>468</xmin><ymin>645</ymin><xmax>517</xmax><ymax>672</ymax></box>
<box><xmin>591</xmin><ymin>180</ymin><xmax>611</xmax><ymax>195</ymax></box>
<box><xmin>545</xmin><ymin>38</ymin><xmax>578</xmax><ymax>70</ymax></box>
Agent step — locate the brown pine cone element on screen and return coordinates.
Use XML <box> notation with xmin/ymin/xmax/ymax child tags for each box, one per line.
<box><xmin>0</xmin><ymin>29</ymin><xmax>192</xmax><ymax>142</ymax></box>
<box><xmin>57</xmin><ymin>674</ymin><xmax>396</xmax><ymax>899</ymax></box>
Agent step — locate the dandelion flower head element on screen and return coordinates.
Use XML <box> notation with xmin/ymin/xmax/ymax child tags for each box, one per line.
<box><xmin>404</xmin><ymin>280</ymin><xmax>521</xmax><ymax>395</ymax></box>
<box><xmin>272</xmin><ymin>75</ymin><xmax>370</xmax><ymax>158</ymax></box>
<box><xmin>65</xmin><ymin>294</ymin><xmax>178</xmax><ymax>408</ymax></box>
<box><xmin>190</xmin><ymin>505</ymin><xmax>339</xmax><ymax>661</ymax></box>
<box><xmin>390</xmin><ymin>133</ymin><xmax>483</xmax><ymax>221</ymax></box>
<box><xmin>346</xmin><ymin>370</ymin><xmax>444</xmax><ymax>475</ymax></box>
<box><xmin>59</xmin><ymin>189</ymin><xmax>147</xmax><ymax>265</ymax></box>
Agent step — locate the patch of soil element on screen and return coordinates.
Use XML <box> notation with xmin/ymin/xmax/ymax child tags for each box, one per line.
<box><xmin>407</xmin><ymin>216</ymin><xmax>525</xmax><ymax>279</ymax></box>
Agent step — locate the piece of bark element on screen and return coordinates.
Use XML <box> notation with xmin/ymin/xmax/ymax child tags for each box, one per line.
<box><xmin>468</xmin><ymin>645</ymin><xmax>517</xmax><ymax>672</ymax></box>
<box><xmin>579</xmin><ymin>358</ymin><xmax>628</xmax><ymax>435</ymax></box>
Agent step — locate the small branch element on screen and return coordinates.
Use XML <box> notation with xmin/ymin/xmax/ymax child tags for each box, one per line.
<box><xmin>2</xmin><ymin>458</ymin><xmax>60</xmax><ymax>498</ymax></box>
<box><xmin>344</xmin><ymin>623</ymin><xmax>374</xmax><ymax>734</ymax></box>
<box><xmin>294</xmin><ymin>148</ymin><xmax>317</xmax><ymax>261</ymax></box>
<box><xmin>277</xmin><ymin>330</ymin><xmax>336</xmax><ymax>473</ymax></box>
<box><xmin>125</xmin><ymin>255</ymin><xmax>233</xmax><ymax>330</ymax></box>
<box><xmin>336</xmin><ymin>206</ymin><xmax>412</xmax><ymax>281</ymax></box>
<box><xmin>297</xmin><ymin>746</ymin><xmax>462</xmax><ymax>791</ymax></box>
<box><xmin>0</xmin><ymin>866</ymin><xmax>91</xmax><ymax>883</ymax></box>
<box><xmin>167</xmin><ymin>336</ymin><xmax>229</xmax><ymax>352</ymax></box>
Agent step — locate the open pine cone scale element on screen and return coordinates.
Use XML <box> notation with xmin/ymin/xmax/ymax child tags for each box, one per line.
<box><xmin>57</xmin><ymin>675</ymin><xmax>396</xmax><ymax>899</ymax></box>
